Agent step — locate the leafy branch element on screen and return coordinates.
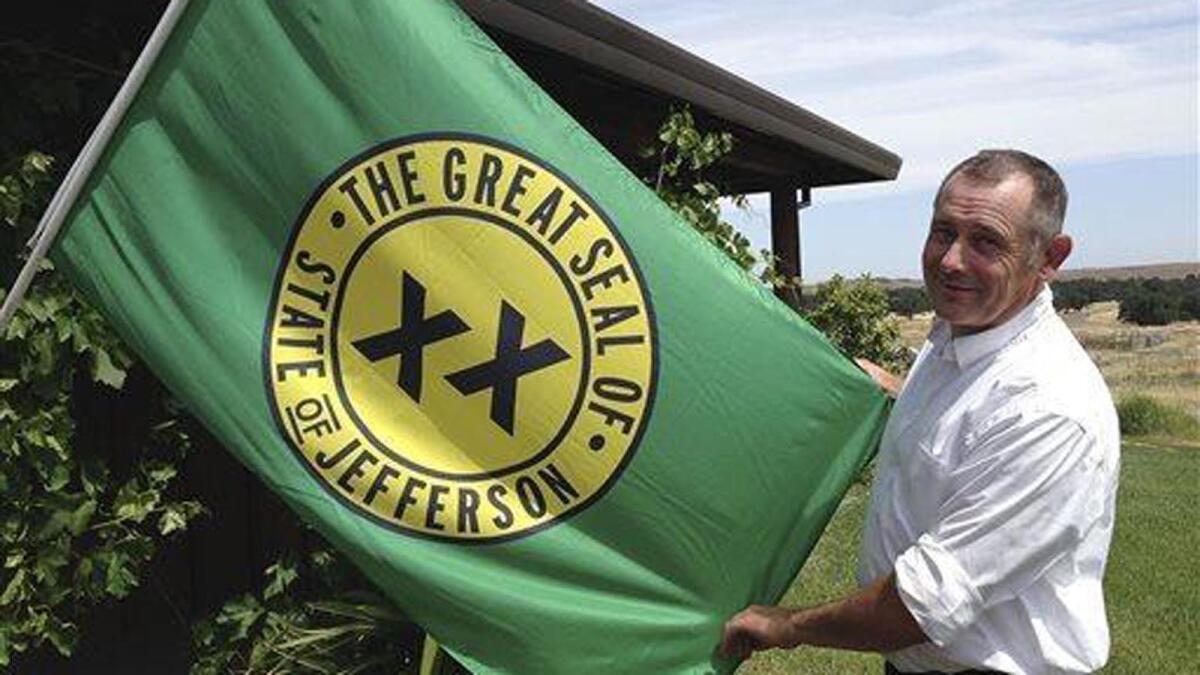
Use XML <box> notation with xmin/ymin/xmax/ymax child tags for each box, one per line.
<box><xmin>0</xmin><ymin>152</ymin><xmax>205</xmax><ymax>666</ymax></box>
<box><xmin>642</xmin><ymin>105</ymin><xmax>800</xmax><ymax>294</ymax></box>
<box><xmin>191</xmin><ymin>550</ymin><xmax>419</xmax><ymax>675</ymax></box>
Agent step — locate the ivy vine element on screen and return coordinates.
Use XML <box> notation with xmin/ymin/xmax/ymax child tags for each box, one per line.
<box><xmin>0</xmin><ymin>152</ymin><xmax>205</xmax><ymax>666</ymax></box>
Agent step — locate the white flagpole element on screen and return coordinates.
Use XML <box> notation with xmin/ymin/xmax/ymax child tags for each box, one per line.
<box><xmin>0</xmin><ymin>0</ymin><xmax>193</xmax><ymax>332</ymax></box>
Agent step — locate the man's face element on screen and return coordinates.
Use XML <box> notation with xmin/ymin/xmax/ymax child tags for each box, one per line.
<box><xmin>922</xmin><ymin>174</ymin><xmax>1044</xmax><ymax>336</ymax></box>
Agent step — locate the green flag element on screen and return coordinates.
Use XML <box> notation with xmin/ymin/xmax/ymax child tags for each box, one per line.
<box><xmin>45</xmin><ymin>0</ymin><xmax>888</xmax><ymax>671</ymax></box>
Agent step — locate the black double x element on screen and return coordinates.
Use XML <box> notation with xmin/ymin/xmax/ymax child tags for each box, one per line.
<box><xmin>444</xmin><ymin>300</ymin><xmax>569</xmax><ymax>435</ymax></box>
<box><xmin>352</xmin><ymin>273</ymin><xmax>569</xmax><ymax>435</ymax></box>
<box><xmin>351</xmin><ymin>271</ymin><xmax>469</xmax><ymax>403</ymax></box>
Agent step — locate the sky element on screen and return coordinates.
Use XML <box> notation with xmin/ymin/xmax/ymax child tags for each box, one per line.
<box><xmin>591</xmin><ymin>0</ymin><xmax>1199</xmax><ymax>281</ymax></box>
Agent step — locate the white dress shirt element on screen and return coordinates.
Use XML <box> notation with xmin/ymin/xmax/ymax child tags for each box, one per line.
<box><xmin>857</xmin><ymin>286</ymin><xmax>1120</xmax><ymax>674</ymax></box>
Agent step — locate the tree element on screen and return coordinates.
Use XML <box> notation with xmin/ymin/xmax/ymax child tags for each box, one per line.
<box><xmin>887</xmin><ymin>286</ymin><xmax>931</xmax><ymax>318</ymax></box>
<box><xmin>807</xmin><ymin>275</ymin><xmax>908</xmax><ymax>371</ymax></box>
<box><xmin>1118</xmin><ymin>285</ymin><xmax>1181</xmax><ymax>326</ymax></box>
<box><xmin>1178</xmin><ymin>274</ymin><xmax>1200</xmax><ymax>321</ymax></box>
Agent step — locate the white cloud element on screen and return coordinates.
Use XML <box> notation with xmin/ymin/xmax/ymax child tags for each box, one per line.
<box><xmin>590</xmin><ymin>0</ymin><xmax>1198</xmax><ymax>201</ymax></box>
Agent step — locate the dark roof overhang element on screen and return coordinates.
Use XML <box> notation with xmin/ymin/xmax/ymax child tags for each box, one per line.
<box><xmin>457</xmin><ymin>0</ymin><xmax>901</xmax><ymax>193</ymax></box>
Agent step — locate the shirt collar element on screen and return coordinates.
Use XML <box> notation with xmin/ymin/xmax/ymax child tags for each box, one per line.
<box><xmin>932</xmin><ymin>285</ymin><xmax>1055</xmax><ymax>369</ymax></box>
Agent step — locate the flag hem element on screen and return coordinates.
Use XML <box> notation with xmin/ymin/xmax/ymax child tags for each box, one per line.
<box><xmin>34</xmin><ymin>0</ymin><xmax>191</xmax><ymax>253</ymax></box>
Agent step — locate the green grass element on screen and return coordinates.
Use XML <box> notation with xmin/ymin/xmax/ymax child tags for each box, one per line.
<box><xmin>739</xmin><ymin>444</ymin><xmax>1199</xmax><ymax>674</ymax></box>
<box><xmin>1116</xmin><ymin>395</ymin><xmax>1200</xmax><ymax>441</ymax></box>
<box><xmin>1103</xmin><ymin>443</ymin><xmax>1200</xmax><ymax>673</ymax></box>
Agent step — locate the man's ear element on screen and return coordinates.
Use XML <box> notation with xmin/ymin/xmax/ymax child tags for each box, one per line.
<box><xmin>1040</xmin><ymin>234</ymin><xmax>1072</xmax><ymax>281</ymax></box>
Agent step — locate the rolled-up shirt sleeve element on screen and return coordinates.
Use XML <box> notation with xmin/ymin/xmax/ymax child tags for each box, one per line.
<box><xmin>893</xmin><ymin>404</ymin><xmax>1108</xmax><ymax>647</ymax></box>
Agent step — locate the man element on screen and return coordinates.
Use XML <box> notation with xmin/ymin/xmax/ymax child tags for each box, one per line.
<box><xmin>721</xmin><ymin>150</ymin><xmax>1120</xmax><ymax>674</ymax></box>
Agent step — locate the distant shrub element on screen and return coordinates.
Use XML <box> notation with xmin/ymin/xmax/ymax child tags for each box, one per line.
<box><xmin>1051</xmin><ymin>275</ymin><xmax>1200</xmax><ymax>323</ymax></box>
<box><xmin>886</xmin><ymin>286</ymin><xmax>931</xmax><ymax>318</ymax></box>
<box><xmin>1050</xmin><ymin>277</ymin><xmax>1127</xmax><ymax>311</ymax></box>
<box><xmin>1118</xmin><ymin>288</ymin><xmax>1182</xmax><ymax>326</ymax></box>
<box><xmin>1117</xmin><ymin>395</ymin><xmax>1200</xmax><ymax>440</ymax></box>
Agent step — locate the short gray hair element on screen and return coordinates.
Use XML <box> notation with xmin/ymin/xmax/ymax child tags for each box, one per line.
<box><xmin>934</xmin><ymin>150</ymin><xmax>1068</xmax><ymax>262</ymax></box>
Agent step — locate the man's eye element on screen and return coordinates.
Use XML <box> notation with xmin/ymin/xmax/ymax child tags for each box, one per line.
<box><xmin>973</xmin><ymin>236</ymin><xmax>1002</xmax><ymax>254</ymax></box>
<box><xmin>930</xmin><ymin>228</ymin><xmax>954</xmax><ymax>244</ymax></box>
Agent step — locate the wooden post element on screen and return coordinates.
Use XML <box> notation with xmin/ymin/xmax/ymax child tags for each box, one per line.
<box><xmin>770</xmin><ymin>184</ymin><xmax>802</xmax><ymax>310</ymax></box>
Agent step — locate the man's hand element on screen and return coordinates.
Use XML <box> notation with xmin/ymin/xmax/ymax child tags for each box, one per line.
<box><xmin>720</xmin><ymin>604</ymin><xmax>799</xmax><ymax>661</ymax></box>
<box><xmin>720</xmin><ymin>575</ymin><xmax>927</xmax><ymax>661</ymax></box>
<box><xmin>855</xmin><ymin>358</ymin><xmax>904</xmax><ymax>397</ymax></box>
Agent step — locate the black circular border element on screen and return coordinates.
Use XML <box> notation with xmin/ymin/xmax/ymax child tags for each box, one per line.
<box><xmin>262</xmin><ymin>133</ymin><xmax>660</xmax><ymax>545</ymax></box>
<box><xmin>328</xmin><ymin>207</ymin><xmax>591</xmax><ymax>481</ymax></box>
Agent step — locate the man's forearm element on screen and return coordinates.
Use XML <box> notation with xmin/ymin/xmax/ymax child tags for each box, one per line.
<box><xmin>854</xmin><ymin>358</ymin><xmax>904</xmax><ymax>397</ymax></box>
<box><xmin>722</xmin><ymin>573</ymin><xmax>927</xmax><ymax>659</ymax></box>
<box><xmin>786</xmin><ymin>574</ymin><xmax>927</xmax><ymax>652</ymax></box>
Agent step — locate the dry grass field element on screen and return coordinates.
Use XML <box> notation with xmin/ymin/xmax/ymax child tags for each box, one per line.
<box><xmin>1062</xmin><ymin>302</ymin><xmax>1199</xmax><ymax>422</ymax></box>
<box><xmin>894</xmin><ymin>301</ymin><xmax>1200</xmax><ymax>431</ymax></box>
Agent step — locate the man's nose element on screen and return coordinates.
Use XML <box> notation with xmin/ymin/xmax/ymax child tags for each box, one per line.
<box><xmin>939</xmin><ymin>238</ymin><xmax>968</xmax><ymax>275</ymax></box>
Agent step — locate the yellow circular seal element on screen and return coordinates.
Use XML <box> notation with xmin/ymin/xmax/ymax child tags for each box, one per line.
<box><xmin>264</xmin><ymin>135</ymin><xmax>656</xmax><ymax>542</ymax></box>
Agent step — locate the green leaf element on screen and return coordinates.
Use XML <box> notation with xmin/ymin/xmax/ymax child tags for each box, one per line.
<box><xmin>145</xmin><ymin>461</ymin><xmax>177</xmax><ymax>487</ymax></box>
<box><xmin>35</xmin><ymin>493</ymin><xmax>95</xmax><ymax>539</ymax></box>
<box><xmin>32</xmin><ymin>539</ymin><xmax>70</xmax><ymax>584</ymax></box>
<box><xmin>42</xmin><ymin>614</ymin><xmax>77</xmax><ymax>657</ymax></box>
<box><xmin>157</xmin><ymin>504</ymin><xmax>190</xmax><ymax>535</ymax></box>
<box><xmin>103</xmin><ymin>552</ymin><xmax>138</xmax><ymax>598</ymax></box>
<box><xmin>263</xmin><ymin>559</ymin><xmax>300</xmax><ymax>600</ymax></box>
<box><xmin>113</xmin><ymin>484</ymin><xmax>160</xmax><ymax>524</ymax></box>
<box><xmin>2</xmin><ymin>548</ymin><xmax>24</xmax><ymax>569</ymax></box>
<box><xmin>1</xmin><ymin>569</ymin><xmax>27</xmax><ymax>606</ymax></box>
<box><xmin>74</xmin><ymin>553</ymin><xmax>105</xmax><ymax>601</ymax></box>
<box><xmin>27</xmin><ymin>152</ymin><xmax>53</xmax><ymax>174</ymax></box>
<box><xmin>90</xmin><ymin>348</ymin><xmax>128</xmax><ymax>389</ymax></box>
<box><xmin>67</xmin><ymin>499</ymin><xmax>96</xmax><ymax>536</ymax></box>
<box><xmin>79</xmin><ymin>457</ymin><xmax>111</xmax><ymax>497</ymax></box>
<box><xmin>215</xmin><ymin>593</ymin><xmax>265</xmax><ymax>641</ymax></box>
<box><xmin>44</xmin><ymin>461</ymin><xmax>70</xmax><ymax>492</ymax></box>
<box><xmin>113</xmin><ymin>534</ymin><xmax>156</xmax><ymax>563</ymax></box>
<box><xmin>310</xmin><ymin>549</ymin><xmax>335</xmax><ymax>569</ymax></box>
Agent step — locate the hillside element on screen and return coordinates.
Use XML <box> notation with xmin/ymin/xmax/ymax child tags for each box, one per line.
<box><xmin>1056</xmin><ymin>262</ymin><xmax>1197</xmax><ymax>281</ymax></box>
<box><xmin>857</xmin><ymin>261</ymin><xmax>1196</xmax><ymax>291</ymax></box>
